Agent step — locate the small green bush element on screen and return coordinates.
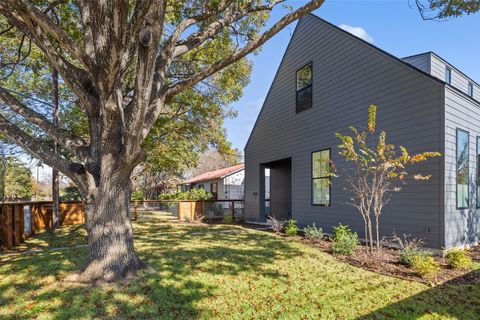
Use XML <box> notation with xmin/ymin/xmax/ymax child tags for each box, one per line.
<box><xmin>158</xmin><ymin>188</ymin><xmax>213</xmax><ymax>200</ymax></box>
<box><xmin>285</xmin><ymin>220</ymin><xmax>298</xmax><ymax>236</ymax></box>
<box><xmin>411</xmin><ymin>255</ymin><xmax>440</xmax><ymax>278</ymax></box>
<box><xmin>223</xmin><ymin>215</ymin><xmax>233</xmax><ymax>224</ymax></box>
<box><xmin>304</xmin><ymin>223</ymin><xmax>323</xmax><ymax>240</ymax></box>
<box><xmin>446</xmin><ymin>249</ymin><xmax>472</xmax><ymax>270</ymax></box>
<box><xmin>331</xmin><ymin>224</ymin><xmax>358</xmax><ymax>255</ymax></box>
<box><xmin>399</xmin><ymin>247</ymin><xmax>432</xmax><ymax>267</ymax></box>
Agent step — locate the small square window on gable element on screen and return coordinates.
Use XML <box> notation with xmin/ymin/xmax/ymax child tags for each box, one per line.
<box><xmin>296</xmin><ymin>62</ymin><xmax>312</xmax><ymax>113</ymax></box>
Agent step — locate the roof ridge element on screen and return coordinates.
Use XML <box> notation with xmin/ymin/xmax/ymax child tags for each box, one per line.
<box><xmin>181</xmin><ymin>163</ymin><xmax>245</xmax><ymax>184</ymax></box>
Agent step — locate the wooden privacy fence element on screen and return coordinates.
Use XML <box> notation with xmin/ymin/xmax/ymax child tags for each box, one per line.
<box><xmin>132</xmin><ymin>199</ymin><xmax>245</xmax><ymax>222</ymax></box>
<box><xmin>0</xmin><ymin>201</ymin><xmax>85</xmax><ymax>251</ymax></box>
<box><xmin>1</xmin><ymin>199</ymin><xmax>245</xmax><ymax>251</ymax></box>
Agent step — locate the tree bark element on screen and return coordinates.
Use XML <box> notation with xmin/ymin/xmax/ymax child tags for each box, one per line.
<box><xmin>79</xmin><ymin>175</ymin><xmax>146</xmax><ymax>283</ymax></box>
<box><xmin>52</xmin><ymin>68</ymin><xmax>60</xmax><ymax>228</ymax></box>
<box><xmin>366</xmin><ymin>216</ymin><xmax>373</xmax><ymax>252</ymax></box>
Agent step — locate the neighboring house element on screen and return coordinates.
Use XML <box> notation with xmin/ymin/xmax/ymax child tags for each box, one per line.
<box><xmin>245</xmin><ymin>14</ymin><xmax>480</xmax><ymax>250</ymax></box>
<box><xmin>179</xmin><ymin>163</ymin><xmax>245</xmax><ymax>200</ymax></box>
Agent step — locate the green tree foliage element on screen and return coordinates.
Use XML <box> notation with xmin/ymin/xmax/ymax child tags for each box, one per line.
<box><xmin>2</xmin><ymin>157</ymin><xmax>33</xmax><ymax>200</ymax></box>
<box><xmin>336</xmin><ymin>105</ymin><xmax>441</xmax><ymax>251</ymax></box>
<box><xmin>415</xmin><ymin>0</ymin><xmax>480</xmax><ymax>19</ymax></box>
<box><xmin>60</xmin><ymin>182</ymin><xmax>82</xmax><ymax>202</ymax></box>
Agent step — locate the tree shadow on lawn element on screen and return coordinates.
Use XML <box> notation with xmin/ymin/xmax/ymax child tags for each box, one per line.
<box><xmin>358</xmin><ymin>270</ymin><xmax>480</xmax><ymax>320</ymax></box>
<box><xmin>6</xmin><ymin>224</ymin><xmax>88</xmax><ymax>253</ymax></box>
<box><xmin>134</xmin><ymin>220</ymin><xmax>304</xmax><ymax>279</ymax></box>
<box><xmin>0</xmin><ymin>240</ymin><xmax>215</xmax><ymax>319</ymax></box>
<box><xmin>0</xmin><ymin>219</ymin><xmax>304</xmax><ymax>319</ymax></box>
<box><xmin>0</xmin><ymin>251</ymin><xmax>212</xmax><ymax>319</ymax></box>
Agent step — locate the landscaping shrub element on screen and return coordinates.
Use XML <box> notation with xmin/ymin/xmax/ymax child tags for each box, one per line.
<box><xmin>446</xmin><ymin>249</ymin><xmax>472</xmax><ymax>270</ymax></box>
<box><xmin>331</xmin><ymin>224</ymin><xmax>358</xmax><ymax>255</ymax></box>
<box><xmin>411</xmin><ymin>255</ymin><xmax>440</xmax><ymax>278</ymax></box>
<box><xmin>399</xmin><ymin>247</ymin><xmax>432</xmax><ymax>267</ymax></box>
<box><xmin>285</xmin><ymin>219</ymin><xmax>298</xmax><ymax>236</ymax></box>
<box><xmin>159</xmin><ymin>188</ymin><xmax>213</xmax><ymax>200</ymax></box>
<box><xmin>131</xmin><ymin>189</ymin><xmax>144</xmax><ymax>201</ymax></box>
<box><xmin>223</xmin><ymin>215</ymin><xmax>233</xmax><ymax>224</ymax></box>
<box><xmin>304</xmin><ymin>223</ymin><xmax>323</xmax><ymax>240</ymax></box>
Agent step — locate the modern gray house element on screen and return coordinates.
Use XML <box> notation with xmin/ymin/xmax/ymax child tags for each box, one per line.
<box><xmin>244</xmin><ymin>14</ymin><xmax>480</xmax><ymax>250</ymax></box>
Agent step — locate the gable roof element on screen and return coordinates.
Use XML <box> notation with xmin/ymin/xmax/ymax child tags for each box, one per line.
<box><xmin>244</xmin><ymin>13</ymin><xmax>444</xmax><ymax>151</ymax></box>
<box><xmin>181</xmin><ymin>163</ymin><xmax>244</xmax><ymax>184</ymax></box>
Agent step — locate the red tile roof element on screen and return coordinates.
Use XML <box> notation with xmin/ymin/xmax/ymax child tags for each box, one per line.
<box><xmin>182</xmin><ymin>163</ymin><xmax>244</xmax><ymax>184</ymax></box>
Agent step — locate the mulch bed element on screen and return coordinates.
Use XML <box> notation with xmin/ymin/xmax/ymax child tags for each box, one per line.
<box><xmin>296</xmin><ymin>236</ymin><xmax>480</xmax><ymax>285</ymax></box>
<box><xmin>238</xmin><ymin>222</ymin><xmax>480</xmax><ymax>285</ymax></box>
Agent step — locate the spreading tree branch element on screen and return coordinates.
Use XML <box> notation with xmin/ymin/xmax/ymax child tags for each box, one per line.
<box><xmin>0</xmin><ymin>113</ymin><xmax>83</xmax><ymax>185</ymax></box>
<box><xmin>5</xmin><ymin>0</ymin><xmax>93</xmax><ymax>71</ymax></box>
<box><xmin>0</xmin><ymin>87</ymin><xmax>88</xmax><ymax>159</ymax></box>
<box><xmin>144</xmin><ymin>0</ymin><xmax>324</xmax><ymax>136</ymax></box>
<box><xmin>0</xmin><ymin>4</ymin><xmax>98</xmax><ymax>115</ymax></box>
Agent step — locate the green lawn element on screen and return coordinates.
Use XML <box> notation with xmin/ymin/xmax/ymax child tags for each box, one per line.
<box><xmin>1</xmin><ymin>213</ymin><xmax>479</xmax><ymax>319</ymax></box>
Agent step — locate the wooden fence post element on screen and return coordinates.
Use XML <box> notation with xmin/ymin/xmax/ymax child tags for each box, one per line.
<box><xmin>231</xmin><ymin>200</ymin><xmax>235</xmax><ymax>221</ymax></box>
<box><xmin>133</xmin><ymin>201</ymin><xmax>138</xmax><ymax>221</ymax></box>
<box><xmin>177</xmin><ymin>201</ymin><xmax>181</xmax><ymax>221</ymax></box>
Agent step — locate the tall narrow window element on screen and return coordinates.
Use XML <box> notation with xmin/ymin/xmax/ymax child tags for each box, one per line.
<box><xmin>445</xmin><ymin>67</ymin><xmax>452</xmax><ymax>84</ymax></box>
<box><xmin>468</xmin><ymin>82</ymin><xmax>474</xmax><ymax>98</ymax></box>
<box><xmin>477</xmin><ymin>137</ymin><xmax>480</xmax><ymax>208</ymax></box>
<box><xmin>296</xmin><ymin>62</ymin><xmax>312</xmax><ymax>113</ymax></box>
<box><xmin>456</xmin><ymin>129</ymin><xmax>469</xmax><ymax>209</ymax></box>
<box><xmin>210</xmin><ymin>182</ymin><xmax>218</xmax><ymax>199</ymax></box>
<box><xmin>312</xmin><ymin>149</ymin><xmax>330</xmax><ymax>206</ymax></box>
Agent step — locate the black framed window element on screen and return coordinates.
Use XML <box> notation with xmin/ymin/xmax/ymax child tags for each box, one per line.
<box><xmin>312</xmin><ymin>149</ymin><xmax>330</xmax><ymax>206</ymax></box>
<box><xmin>296</xmin><ymin>62</ymin><xmax>312</xmax><ymax>113</ymax></box>
<box><xmin>468</xmin><ymin>82</ymin><xmax>474</xmax><ymax>98</ymax></box>
<box><xmin>445</xmin><ymin>67</ymin><xmax>452</xmax><ymax>84</ymax></box>
<box><xmin>477</xmin><ymin>137</ymin><xmax>480</xmax><ymax>208</ymax></box>
<box><xmin>456</xmin><ymin>129</ymin><xmax>469</xmax><ymax>209</ymax></box>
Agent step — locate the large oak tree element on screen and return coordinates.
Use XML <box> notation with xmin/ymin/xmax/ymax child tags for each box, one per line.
<box><xmin>0</xmin><ymin>0</ymin><xmax>324</xmax><ymax>283</ymax></box>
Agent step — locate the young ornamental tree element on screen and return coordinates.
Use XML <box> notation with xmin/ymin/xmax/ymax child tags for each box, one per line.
<box><xmin>336</xmin><ymin>105</ymin><xmax>441</xmax><ymax>251</ymax></box>
<box><xmin>0</xmin><ymin>1</ymin><xmax>325</xmax><ymax>282</ymax></box>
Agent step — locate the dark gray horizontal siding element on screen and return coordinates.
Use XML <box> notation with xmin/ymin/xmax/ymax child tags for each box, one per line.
<box><xmin>245</xmin><ymin>15</ymin><xmax>444</xmax><ymax>247</ymax></box>
<box><xmin>443</xmin><ymin>87</ymin><xmax>480</xmax><ymax>248</ymax></box>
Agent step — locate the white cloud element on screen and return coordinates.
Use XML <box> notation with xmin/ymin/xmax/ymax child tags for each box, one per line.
<box><xmin>339</xmin><ymin>24</ymin><xmax>374</xmax><ymax>43</ymax></box>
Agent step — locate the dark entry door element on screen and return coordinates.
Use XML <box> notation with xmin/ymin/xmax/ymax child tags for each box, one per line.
<box><xmin>268</xmin><ymin>158</ymin><xmax>292</xmax><ymax>221</ymax></box>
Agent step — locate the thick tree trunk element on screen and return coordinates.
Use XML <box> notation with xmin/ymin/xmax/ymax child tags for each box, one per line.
<box><xmin>78</xmin><ymin>177</ymin><xmax>146</xmax><ymax>283</ymax></box>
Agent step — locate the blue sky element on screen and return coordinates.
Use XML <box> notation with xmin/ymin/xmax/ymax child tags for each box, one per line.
<box><xmin>224</xmin><ymin>0</ymin><xmax>480</xmax><ymax>152</ymax></box>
